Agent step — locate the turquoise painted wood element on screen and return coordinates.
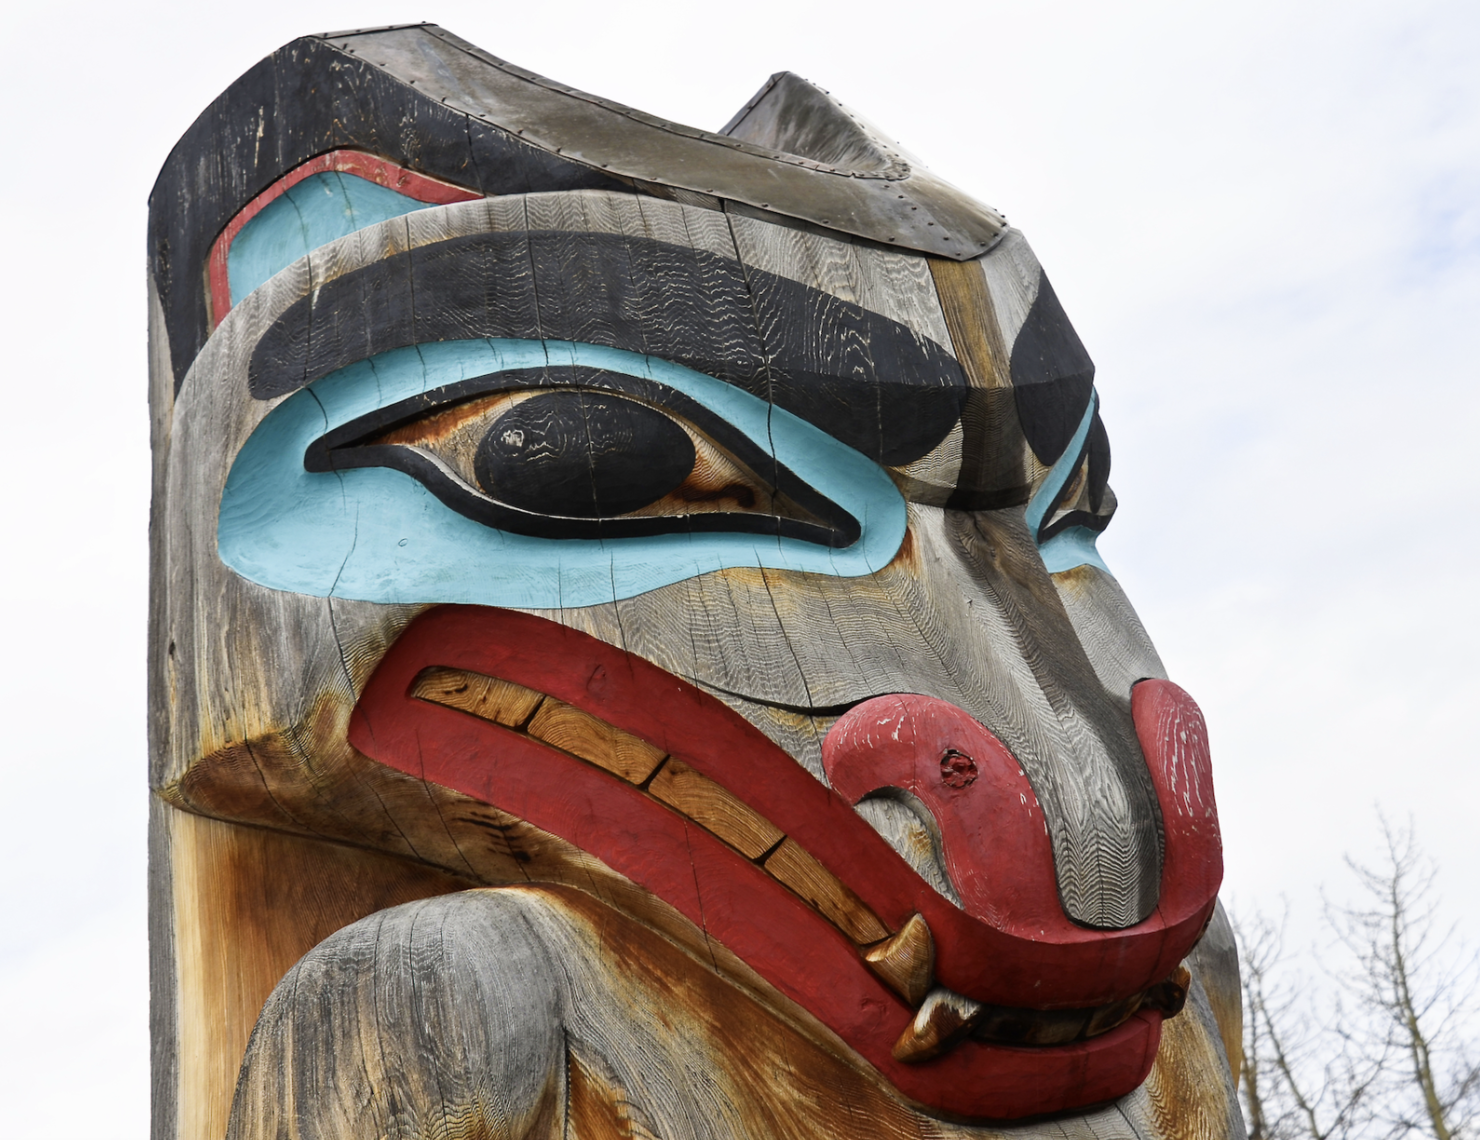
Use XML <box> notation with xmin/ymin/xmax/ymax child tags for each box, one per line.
<box><xmin>228</xmin><ymin>173</ymin><xmax>435</xmax><ymax>304</ymax></box>
<box><xmin>1024</xmin><ymin>394</ymin><xmax>1110</xmax><ymax>575</ymax></box>
<box><xmin>218</xmin><ymin>339</ymin><xmax>909</xmax><ymax>608</ymax></box>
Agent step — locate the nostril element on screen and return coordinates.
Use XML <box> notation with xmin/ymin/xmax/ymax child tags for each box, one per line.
<box><xmin>940</xmin><ymin>749</ymin><xmax>977</xmax><ymax>789</ymax></box>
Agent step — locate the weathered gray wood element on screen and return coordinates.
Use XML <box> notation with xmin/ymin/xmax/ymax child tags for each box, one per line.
<box><xmin>597</xmin><ymin>502</ymin><xmax>1163</xmax><ymax>928</ymax></box>
<box><xmin>977</xmin><ymin>227</ymin><xmax>1044</xmax><ymax>349</ymax></box>
<box><xmin>1187</xmin><ymin>901</ymin><xmax>1243</xmax><ymax>1086</ymax></box>
<box><xmin>1053</xmin><ymin>561</ymin><xmax>1171</xmax><ymax>700</ymax></box>
<box><xmin>725</xmin><ymin>211</ymin><xmax>956</xmax><ymax>352</ymax></box>
<box><xmin>147</xmin><ymin>272</ymin><xmax>181</xmax><ymax>1140</ymax></box>
<box><xmin>348</xmin><ymin>24</ymin><xmax>1005</xmax><ymax>259</ymax></box>
<box><xmin>152</xmin><ymin>47</ymin><xmax>1236</xmax><ymax>1133</ymax></box>
<box><xmin>228</xmin><ymin>888</ymin><xmax>1245</xmax><ymax>1140</ymax></box>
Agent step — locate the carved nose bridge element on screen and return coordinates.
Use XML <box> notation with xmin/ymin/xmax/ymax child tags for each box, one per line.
<box><xmin>931</xmin><ymin>509</ymin><xmax>1165</xmax><ymax>927</ymax></box>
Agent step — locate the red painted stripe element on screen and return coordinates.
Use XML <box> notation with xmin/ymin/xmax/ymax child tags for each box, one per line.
<box><xmin>206</xmin><ymin>150</ymin><xmax>480</xmax><ymax>327</ymax></box>
<box><xmin>353</xmin><ymin>606</ymin><xmax>1217</xmax><ymax>1004</ymax></box>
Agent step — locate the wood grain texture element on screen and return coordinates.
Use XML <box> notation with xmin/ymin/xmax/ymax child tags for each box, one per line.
<box><xmin>567</xmin><ymin>1051</ymin><xmax>640</xmax><ymax>1140</ymax></box>
<box><xmin>147</xmin><ymin>274</ymin><xmax>179</xmax><ymax>1140</ymax></box>
<box><xmin>1188</xmin><ymin>901</ymin><xmax>1243</xmax><ymax>1088</ymax></box>
<box><xmin>413</xmin><ymin>666</ymin><xmax>545</xmax><ymax>726</ymax></box>
<box><xmin>725</xmin><ymin>210</ymin><xmax>955</xmax><ymax>353</ymax></box>
<box><xmin>590</xmin><ymin>504</ymin><xmax>1164</xmax><ymax>929</ymax></box>
<box><xmin>226</xmin><ymin>885</ymin><xmax>1243</xmax><ymax>1140</ymax></box>
<box><xmin>152</xmin><ymin>167</ymin><xmax>1233</xmax><ymax>1134</ymax></box>
<box><xmin>1051</xmin><ymin>563</ymin><xmax>1171</xmax><ymax>699</ymax></box>
<box><xmin>349</xmin><ymin>605</ymin><xmax>1209</xmax><ymax>1035</ymax></box>
<box><xmin>1133</xmin><ymin>966</ymin><xmax>1247</xmax><ymax>1140</ymax></box>
<box><xmin>648</xmin><ymin>758</ymin><xmax>784</xmax><ymax>860</ymax></box>
<box><xmin>527</xmin><ymin>698</ymin><xmax>669</xmax><ymax>784</ymax></box>
<box><xmin>763</xmin><ymin>838</ymin><xmax>890</xmax><ymax>945</ymax></box>
<box><xmin>163</xmin><ymin>811</ymin><xmax>473</xmax><ymax>1140</ymax></box>
<box><xmin>864</xmin><ymin>913</ymin><xmax>936</xmax><ymax>1006</ymax></box>
<box><xmin>929</xmin><ymin>256</ymin><xmax>1006</xmax><ymax>390</ymax></box>
<box><xmin>975</xmin><ymin>227</ymin><xmax>1043</xmax><ymax>349</ymax></box>
<box><xmin>929</xmin><ymin>255</ymin><xmax>1034</xmax><ymax>510</ymax></box>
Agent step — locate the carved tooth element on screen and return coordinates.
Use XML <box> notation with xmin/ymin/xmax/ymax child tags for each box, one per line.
<box><xmin>412</xmin><ymin>667</ymin><xmax>544</xmax><ymax>727</ymax></box>
<box><xmin>1140</xmin><ymin>963</ymin><xmax>1192</xmax><ymax>1018</ymax></box>
<box><xmin>891</xmin><ymin>986</ymin><xmax>983</xmax><ymax>1063</ymax></box>
<box><xmin>864</xmin><ymin>913</ymin><xmax>935</xmax><ymax>1006</ymax></box>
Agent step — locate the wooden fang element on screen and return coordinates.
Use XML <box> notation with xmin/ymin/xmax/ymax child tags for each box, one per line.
<box><xmin>891</xmin><ymin>986</ymin><xmax>984</xmax><ymax>1064</ymax></box>
<box><xmin>863</xmin><ymin>913</ymin><xmax>935</xmax><ymax>1007</ymax></box>
<box><xmin>1139</xmin><ymin>963</ymin><xmax>1193</xmax><ymax>1017</ymax></box>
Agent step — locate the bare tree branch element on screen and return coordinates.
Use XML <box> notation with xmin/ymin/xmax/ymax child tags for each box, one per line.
<box><xmin>1235</xmin><ymin>906</ymin><xmax>1377</xmax><ymax>1140</ymax></box>
<box><xmin>1326</xmin><ymin>816</ymin><xmax>1480</xmax><ymax>1140</ymax></box>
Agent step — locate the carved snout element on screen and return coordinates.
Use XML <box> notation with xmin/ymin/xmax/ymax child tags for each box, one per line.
<box><xmin>823</xmin><ymin>682</ymin><xmax>1222</xmax><ymax>984</ymax></box>
<box><xmin>822</xmin><ymin>694</ymin><xmax>1069</xmax><ymax>928</ymax></box>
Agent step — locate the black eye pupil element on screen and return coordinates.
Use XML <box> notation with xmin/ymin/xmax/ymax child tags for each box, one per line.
<box><xmin>473</xmin><ymin>391</ymin><xmax>696</xmax><ymax>518</ymax></box>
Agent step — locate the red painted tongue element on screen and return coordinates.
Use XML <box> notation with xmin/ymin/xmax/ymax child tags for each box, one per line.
<box><xmin>822</xmin><ymin>683</ymin><xmax>1223</xmax><ymax>936</ymax></box>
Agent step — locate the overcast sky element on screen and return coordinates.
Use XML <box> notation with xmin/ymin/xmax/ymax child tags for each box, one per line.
<box><xmin>1</xmin><ymin>2</ymin><xmax>1476</xmax><ymax>1135</ymax></box>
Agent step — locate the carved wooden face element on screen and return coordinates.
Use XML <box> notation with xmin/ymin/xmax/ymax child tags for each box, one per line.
<box><xmin>150</xmin><ymin>28</ymin><xmax>1230</xmax><ymax>1132</ymax></box>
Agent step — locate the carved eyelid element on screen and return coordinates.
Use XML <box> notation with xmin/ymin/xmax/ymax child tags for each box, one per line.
<box><xmin>305</xmin><ymin>366</ymin><xmax>864</xmax><ymax>548</ymax></box>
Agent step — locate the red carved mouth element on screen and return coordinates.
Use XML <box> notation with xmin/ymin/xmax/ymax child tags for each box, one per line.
<box><xmin>350</xmin><ymin>605</ymin><xmax>1221</xmax><ymax>1120</ymax></box>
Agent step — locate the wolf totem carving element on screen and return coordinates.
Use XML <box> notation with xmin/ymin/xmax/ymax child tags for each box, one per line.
<box><xmin>148</xmin><ymin>23</ymin><xmax>1243</xmax><ymax>1140</ymax></box>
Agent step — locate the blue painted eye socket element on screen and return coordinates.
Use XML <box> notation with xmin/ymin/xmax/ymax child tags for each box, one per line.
<box><xmin>219</xmin><ymin>339</ymin><xmax>908</xmax><ymax>608</ymax></box>
<box><xmin>1024</xmin><ymin>392</ymin><xmax>1113</xmax><ymax>575</ymax></box>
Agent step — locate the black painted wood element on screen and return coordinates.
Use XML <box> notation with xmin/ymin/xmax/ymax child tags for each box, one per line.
<box><xmin>148</xmin><ymin>35</ymin><xmax>627</xmax><ymax>393</ymax></box>
<box><xmin>306</xmin><ymin>366</ymin><xmax>861</xmax><ymax>546</ymax></box>
<box><xmin>472</xmin><ymin>392</ymin><xmax>696</xmax><ymax>518</ymax></box>
<box><xmin>1086</xmin><ymin>410</ymin><xmax>1111</xmax><ymax>514</ymax></box>
<box><xmin>1036</xmin><ymin>406</ymin><xmax>1116</xmax><ymax>544</ymax></box>
<box><xmin>251</xmin><ymin>232</ymin><xmax>966</xmax><ymax>467</ymax></box>
<box><xmin>1009</xmin><ymin>271</ymin><xmax>1097</xmax><ymax>466</ymax></box>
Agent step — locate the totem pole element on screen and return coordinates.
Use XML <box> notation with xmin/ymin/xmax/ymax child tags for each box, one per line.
<box><xmin>149</xmin><ymin>24</ymin><xmax>1242</xmax><ymax>1140</ymax></box>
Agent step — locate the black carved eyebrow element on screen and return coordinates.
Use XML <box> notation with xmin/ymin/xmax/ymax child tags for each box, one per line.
<box><xmin>305</xmin><ymin>365</ymin><xmax>861</xmax><ymax>546</ymax></box>
<box><xmin>1010</xmin><ymin>269</ymin><xmax>1110</xmax><ymax>507</ymax></box>
<box><xmin>249</xmin><ymin>231</ymin><xmax>967</xmax><ymax>467</ymax></box>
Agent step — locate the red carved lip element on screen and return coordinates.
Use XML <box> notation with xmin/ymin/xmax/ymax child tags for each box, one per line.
<box><xmin>823</xmin><ymin>688</ymin><xmax>1223</xmax><ymax>948</ymax></box>
<box><xmin>349</xmin><ymin>605</ymin><xmax>1221</xmax><ymax>1119</ymax></box>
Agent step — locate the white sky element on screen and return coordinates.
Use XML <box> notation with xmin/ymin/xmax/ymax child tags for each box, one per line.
<box><xmin>1</xmin><ymin>2</ymin><xmax>1476</xmax><ymax>1135</ymax></box>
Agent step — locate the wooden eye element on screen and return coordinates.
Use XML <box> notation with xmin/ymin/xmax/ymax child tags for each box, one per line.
<box><xmin>305</xmin><ymin>373</ymin><xmax>863</xmax><ymax>547</ymax></box>
<box><xmin>472</xmin><ymin>392</ymin><xmax>697</xmax><ymax>518</ymax></box>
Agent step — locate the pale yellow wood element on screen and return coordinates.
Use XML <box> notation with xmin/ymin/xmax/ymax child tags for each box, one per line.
<box><xmin>647</xmin><ymin>758</ymin><xmax>784</xmax><ymax>859</ymax></box>
<box><xmin>762</xmin><ymin>838</ymin><xmax>890</xmax><ymax>945</ymax></box>
<box><xmin>864</xmin><ymin>912</ymin><xmax>935</xmax><ymax>1006</ymax></box>
<box><xmin>527</xmin><ymin>698</ymin><xmax>668</xmax><ymax>784</ymax></box>
<box><xmin>412</xmin><ymin>667</ymin><xmax>546</xmax><ymax>727</ymax></box>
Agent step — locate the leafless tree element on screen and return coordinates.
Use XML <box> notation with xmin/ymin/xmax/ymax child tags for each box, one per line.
<box><xmin>1236</xmin><ymin>817</ymin><xmax>1479</xmax><ymax>1140</ymax></box>
<box><xmin>1235</xmin><ymin>907</ymin><xmax>1377</xmax><ymax>1140</ymax></box>
<box><xmin>1327</xmin><ymin>817</ymin><xmax>1480</xmax><ymax>1140</ymax></box>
